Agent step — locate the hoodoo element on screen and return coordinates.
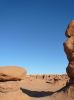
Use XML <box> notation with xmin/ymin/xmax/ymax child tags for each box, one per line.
<box><xmin>64</xmin><ymin>20</ymin><xmax>74</xmax><ymax>82</ymax></box>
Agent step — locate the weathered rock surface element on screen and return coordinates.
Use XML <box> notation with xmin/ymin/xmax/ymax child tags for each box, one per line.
<box><xmin>64</xmin><ymin>37</ymin><xmax>74</xmax><ymax>61</ymax></box>
<box><xmin>0</xmin><ymin>66</ymin><xmax>27</xmax><ymax>81</ymax></box>
<box><xmin>65</xmin><ymin>20</ymin><xmax>74</xmax><ymax>37</ymax></box>
<box><xmin>0</xmin><ymin>90</ymin><xmax>30</xmax><ymax>100</ymax></box>
<box><xmin>0</xmin><ymin>66</ymin><xmax>30</xmax><ymax>100</ymax></box>
<box><xmin>0</xmin><ymin>81</ymin><xmax>20</xmax><ymax>93</ymax></box>
<box><xmin>64</xmin><ymin>20</ymin><xmax>74</xmax><ymax>80</ymax></box>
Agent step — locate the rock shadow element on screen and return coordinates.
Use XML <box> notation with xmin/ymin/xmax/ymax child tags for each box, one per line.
<box><xmin>56</xmin><ymin>85</ymin><xmax>68</xmax><ymax>93</ymax></box>
<box><xmin>20</xmin><ymin>85</ymin><xmax>68</xmax><ymax>98</ymax></box>
<box><xmin>20</xmin><ymin>88</ymin><xmax>54</xmax><ymax>97</ymax></box>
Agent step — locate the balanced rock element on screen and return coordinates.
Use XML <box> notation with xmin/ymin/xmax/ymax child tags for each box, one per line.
<box><xmin>0</xmin><ymin>66</ymin><xmax>27</xmax><ymax>81</ymax></box>
<box><xmin>64</xmin><ymin>20</ymin><xmax>74</xmax><ymax>80</ymax></box>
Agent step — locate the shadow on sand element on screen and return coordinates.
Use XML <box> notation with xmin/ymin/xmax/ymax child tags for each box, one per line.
<box><xmin>20</xmin><ymin>85</ymin><xmax>67</xmax><ymax>98</ymax></box>
<box><xmin>20</xmin><ymin>88</ymin><xmax>54</xmax><ymax>97</ymax></box>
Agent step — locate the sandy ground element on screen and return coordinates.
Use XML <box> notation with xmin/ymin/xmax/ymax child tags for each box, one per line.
<box><xmin>19</xmin><ymin>75</ymin><xmax>68</xmax><ymax>100</ymax></box>
<box><xmin>0</xmin><ymin>74</ymin><xmax>70</xmax><ymax>100</ymax></box>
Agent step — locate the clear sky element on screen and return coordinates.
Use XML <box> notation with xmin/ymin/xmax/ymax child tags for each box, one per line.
<box><xmin>0</xmin><ymin>0</ymin><xmax>74</xmax><ymax>74</ymax></box>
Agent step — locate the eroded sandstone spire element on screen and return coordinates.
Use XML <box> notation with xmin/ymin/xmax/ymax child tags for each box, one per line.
<box><xmin>64</xmin><ymin>20</ymin><xmax>74</xmax><ymax>80</ymax></box>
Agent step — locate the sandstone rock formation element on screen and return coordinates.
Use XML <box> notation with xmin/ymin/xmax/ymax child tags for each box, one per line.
<box><xmin>0</xmin><ymin>66</ymin><xmax>27</xmax><ymax>81</ymax></box>
<box><xmin>0</xmin><ymin>81</ymin><xmax>20</xmax><ymax>93</ymax></box>
<box><xmin>64</xmin><ymin>20</ymin><xmax>74</xmax><ymax>81</ymax></box>
<box><xmin>0</xmin><ymin>66</ymin><xmax>30</xmax><ymax>100</ymax></box>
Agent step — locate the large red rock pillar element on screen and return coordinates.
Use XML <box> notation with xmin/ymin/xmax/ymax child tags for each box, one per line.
<box><xmin>64</xmin><ymin>20</ymin><xmax>74</xmax><ymax>82</ymax></box>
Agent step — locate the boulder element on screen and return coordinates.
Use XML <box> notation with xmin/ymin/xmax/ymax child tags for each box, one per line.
<box><xmin>0</xmin><ymin>66</ymin><xmax>27</xmax><ymax>81</ymax></box>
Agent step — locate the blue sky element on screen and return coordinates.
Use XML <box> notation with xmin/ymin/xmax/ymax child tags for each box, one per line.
<box><xmin>0</xmin><ymin>0</ymin><xmax>74</xmax><ymax>74</ymax></box>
